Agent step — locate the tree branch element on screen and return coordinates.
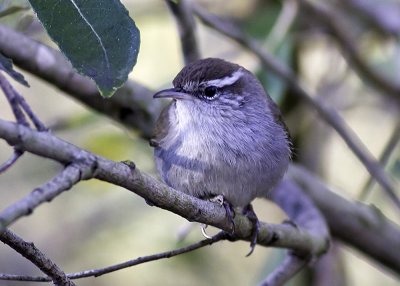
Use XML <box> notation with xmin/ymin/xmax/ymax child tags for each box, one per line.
<box><xmin>165</xmin><ymin>0</ymin><xmax>200</xmax><ymax>64</ymax></box>
<box><xmin>0</xmin><ymin>118</ymin><xmax>327</xmax><ymax>255</ymax></box>
<box><xmin>289</xmin><ymin>165</ymin><xmax>400</xmax><ymax>274</ymax></box>
<box><xmin>262</xmin><ymin>177</ymin><xmax>330</xmax><ymax>285</ymax></box>
<box><xmin>337</xmin><ymin>0</ymin><xmax>400</xmax><ymax>36</ymax></box>
<box><xmin>298</xmin><ymin>0</ymin><xmax>400</xmax><ymax>104</ymax></box>
<box><xmin>0</xmin><ymin>229</ymin><xmax>75</xmax><ymax>285</ymax></box>
<box><xmin>0</xmin><ymin>24</ymin><xmax>161</xmax><ymax>139</ymax></box>
<box><xmin>312</xmin><ymin>242</ymin><xmax>348</xmax><ymax>286</ymax></box>
<box><xmin>192</xmin><ymin>3</ymin><xmax>400</xmax><ymax>211</ymax></box>
<box><xmin>0</xmin><ymin>163</ymin><xmax>95</xmax><ymax>232</ymax></box>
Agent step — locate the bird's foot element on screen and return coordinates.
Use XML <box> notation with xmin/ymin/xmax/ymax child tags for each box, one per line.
<box><xmin>209</xmin><ymin>195</ymin><xmax>235</xmax><ymax>234</ymax></box>
<box><xmin>243</xmin><ymin>204</ymin><xmax>260</xmax><ymax>257</ymax></box>
<box><xmin>209</xmin><ymin>194</ymin><xmax>224</xmax><ymax>205</ymax></box>
<box><xmin>200</xmin><ymin>195</ymin><xmax>236</xmax><ymax>239</ymax></box>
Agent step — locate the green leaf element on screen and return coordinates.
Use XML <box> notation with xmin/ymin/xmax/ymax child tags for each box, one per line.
<box><xmin>0</xmin><ymin>52</ymin><xmax>29</xmax><ymax>86</ymax></box>
<box><xmin>28</xmin><ymin>0</ymin><xmax>140</xmax><ymax>98</ymax></box>
<box><xmin>256</xmin><ymin>39</ymin><xmax>294</xmax><ymax>104</ymax></box>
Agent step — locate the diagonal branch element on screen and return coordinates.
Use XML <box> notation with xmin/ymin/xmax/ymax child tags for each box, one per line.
<box><xmin>0</xmin><ymin>229</ymin><xmax>75</xmax><ymax>286</ymax></box>
<box><xmin>298</xmin><ymin>0</ymin><xmax>400</xmax><ymax>103</ymax></box>
<box><xmin>0</xmin><ymin>118</ymin><xmax>328</xmax><ymax>255</ymax></box>
<box><xmin>192</xmin><ymin>3</ymin><xmax>400</xmax><ymax>211</ymax></box>
<box><xmin>289</xmin><ymin>164</ymin><xmax>400</xmax><ymax>274</ymax></box>
<box><xmin>0</xmin><ymin>162</ymin><xmax>96</xmax><ymax>232</ymax></box>
<box><xmin>337</xmin><ymin>0</ymin><xmax>400</xmax><ymax>36</ymax></box>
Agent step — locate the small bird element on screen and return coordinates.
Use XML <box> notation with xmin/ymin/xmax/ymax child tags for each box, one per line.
<box><xmin>151</xmin><ymin>58</ymin><xmax>291</xmax><ymax>254</ymax></box>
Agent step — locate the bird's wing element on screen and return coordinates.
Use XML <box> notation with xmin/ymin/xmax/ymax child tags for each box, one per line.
<box><xmin>150</xmin><ymin>102</ymin><xmax>173</xmax><ymax>147</ymax></box>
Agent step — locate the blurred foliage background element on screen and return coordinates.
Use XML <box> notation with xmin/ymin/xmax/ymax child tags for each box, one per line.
<box><xmin>0</xmin><ymin>0</ymin><xmax>399</xmax><ymax>285</ymax></box>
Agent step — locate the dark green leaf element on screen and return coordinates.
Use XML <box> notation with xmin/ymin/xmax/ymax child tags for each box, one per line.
<box><xmin>28</xmin><ymin>0</ymin><xmax>140</xmax><ymax>98</ymax></box>
<box><xmin>244</xmin><ymin>2</ymin><xmax>281</xmax><ymax>39</ymax></box>
<box><xmin>0</xmin><ymin>52</ymin><xmax>29</xmax><ymax>87</ymax></box>
<box><xmin>256</xmin><ymin>39</ymin><xmax>294</xmax><ymax>104</ymax></box>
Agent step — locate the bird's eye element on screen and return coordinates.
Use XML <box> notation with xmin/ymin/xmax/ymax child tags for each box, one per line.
<box><xmin>204</xmin><ymin>86</ymin><xmax>218</xmax><ymax>99</ymax></box>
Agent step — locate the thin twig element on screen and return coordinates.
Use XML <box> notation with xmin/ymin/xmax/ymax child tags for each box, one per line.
<box><xmin>265</xmin><ymin>0</ymin><xmax>298</xmax><ymax>51</ymax></box>
<box><xmin>192</xmin><ymin>3</ymin><xmax>400</xmax><ymax>211</ymax></box>
<box><xmin>359</xmin><ymin>121</ymin><xmax>400</xmax><ymax>200</ymax></box>
<box><xmin>165</xmin><ymin>0</ymin><xmax>200</xmax><ymax>64</ymax></box>
<box><xmin>0</xmin><ymin>72</ymin><xmax>46</xmax><ymax>131</ymax></box>
<box><xmin>69</xmin><ymin>231</ymin><xmax>227</xmax><ymax>279</ymax></box>
<box><xmin>0</xmin><ymin>72</ymin><xmax>27</xmax><ymax>172</ymax></box>
<box><xmin>0</xmin><ymin>232</ymin><xmax>227</xmax><ymax>282</ymax></box>
<box><xmin>258</xmin><ymin>253</ymin><xmax>309</xmax><ymax>286</ymax></box>
<box><xmin>0</xmin><ymin>148</ymin><xmax>23</xmax><ymax>174</ymax></box>
<box><xmin>12</xmin><ymin>85</ymin><xmax>47</xmax><ymax>131</ymax></box>
<box><xmin>0</xmin><ymin>229</ymin><xmax>76</xmax><ymax>285</ymax></box>
<box><xmin>0</xmin><ymin>71</ymin><xmax>46</xmax><ymax>174</ymax></box>
<box><xmin>0</xmin><ymin>72</ymin><xmax>28</xmax><ymax>126</ymax></box>
<box><xmin>0</xmin><ymin>162</ymin><xmax>95</xmax><ymax>233</ymax></box>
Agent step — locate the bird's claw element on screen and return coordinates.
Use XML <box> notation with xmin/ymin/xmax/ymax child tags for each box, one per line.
<box><xmin>200</xmin><ymin>224</ymin><xmax>212</xmax><ymax>239</ymax></box>
<box><xmin>243</xmin><ymin>204</ymin><xmax>260</xmax><ymax>257</ymax></box>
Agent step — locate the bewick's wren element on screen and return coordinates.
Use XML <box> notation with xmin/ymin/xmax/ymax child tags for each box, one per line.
<box><xmin>151</xmin><ymin>58</ymin><xmax>291</xmax><ymax>253</ymax></box>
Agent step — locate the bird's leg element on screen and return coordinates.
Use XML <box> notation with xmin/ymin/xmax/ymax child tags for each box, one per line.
<box><xmin>243</xmin><ymin>204</ymin><xmax>260</xmax><ymax>256</ymax></box>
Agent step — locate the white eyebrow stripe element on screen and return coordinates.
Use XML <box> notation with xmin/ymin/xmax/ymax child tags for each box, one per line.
<box><xmin>205</xmin><ymin>69</ymin><xmax>244</xmax><ymax>87</ymax></box>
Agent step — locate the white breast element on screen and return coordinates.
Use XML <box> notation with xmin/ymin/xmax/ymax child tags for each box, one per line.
<box><xmin>172</xmin><ymin>101</ymin><xmax>214</xmax><ymax>160</ymax></box>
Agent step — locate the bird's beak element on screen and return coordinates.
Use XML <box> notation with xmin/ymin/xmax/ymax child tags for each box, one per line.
<box><xmin>153</xmin><ymin>88</ymin><xmax>192</xmax><ymax>100</ymax></box>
